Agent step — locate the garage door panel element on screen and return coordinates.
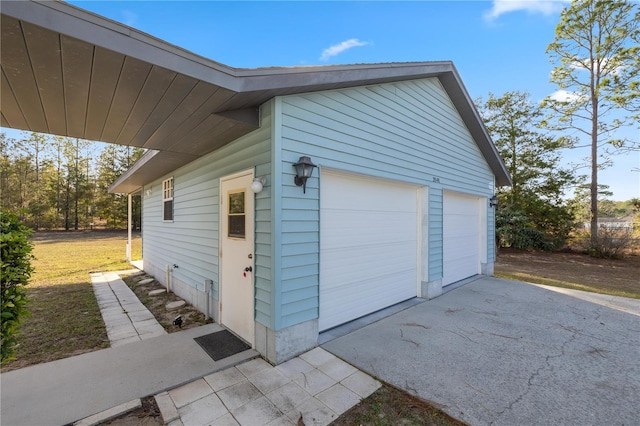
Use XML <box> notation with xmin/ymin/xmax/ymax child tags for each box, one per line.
<box><xmin>322</xmin><ymin>246</ymin><xmax>416</xmax><ymax>287</ymax></box>
<box><xmin>443</xmin><ymin>191</ymin><xmax>482</xmax><ymax>286</ymax></box>
<box><xmin>320</xmin><ymin>171</ymin><xmax>418</xmax><ymax>331</ymax></box>
<box><xmin>323</xmin><ymin>210</ymin><xmax>415</xmax><ymax>240</ymax></box>
<box><xmin>321</xmin><ymin>269</ymin><xmax>417</xmax><ymax>330</ymax></box>
<box><xmin>322</xmin><ymin>176</ymin><xmax>416</xmax><ymax>212</ymax></box>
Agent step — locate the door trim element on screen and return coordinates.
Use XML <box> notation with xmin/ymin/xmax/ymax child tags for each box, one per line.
<box><xmin>219</xmin><ymin>169</ymin><xmax>255</xmax><ymax>345</ymax></box>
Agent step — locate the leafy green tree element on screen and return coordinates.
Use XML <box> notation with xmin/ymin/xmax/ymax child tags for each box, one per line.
<box><xmin>95</xmin><ymin>145</ymin><xmax>144</xmax><ymax>229</ymax></box>
<box><xmin>1</xmin><ymin>210</ymin><xmax>34</xmax><ymax>364</ymax></box>
<box><xmin>544</xmin><ymin>0</ymin><xmax>640</xmax><ymax>246</ymax></box>
<box><xmin>478</xmin><ymin>91</ymin><xmax>578</xmax><ymax>249</ymax></box>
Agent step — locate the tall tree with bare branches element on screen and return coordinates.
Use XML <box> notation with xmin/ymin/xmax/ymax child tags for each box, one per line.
<box><xmin>544</xmin><ymin>0</ymin><xmax>639</xmax><ymax>247</ymax></box>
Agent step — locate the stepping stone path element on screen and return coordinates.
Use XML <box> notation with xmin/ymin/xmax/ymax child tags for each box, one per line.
<box><xmin>91</xmin><ymin>272</ymin><xmax>166</xmax><ymax>347</ymax></box>
<box><xmin>137</xmin><ymin>278</ymin><xmax>154</xmax><ymax>285</ymax></box>
<box><xmin>149</xmin><ymin>289</ymin><xmax>166</xmax><ymax>296</ymax></box>
<box><xmin>166</xmin><ymin>300</ymin><xmax>186</xmax><ymax>311</ymax></box>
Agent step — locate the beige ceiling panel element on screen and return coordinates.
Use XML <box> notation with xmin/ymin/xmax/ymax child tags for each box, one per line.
<box><xmin>84</xmin><ymin>47</ymin><xmax>125</xmax><ymax>141</ymax></box>
<box><xmin>166</xmin><ymin>114</ymin><xmax>233</xmax><ymax>154</ymax></box>
<box><xmin>0</xmin><ymin>15</ymin><xmax>48</xmax><ymax>132</ymax></box>
<box><xmin>115</xmin><ymin>66</ymin><xmax>178</xmax><ymax>146</ymax></box>
<box><xmin>1</xmin><ymin>70</ymin><xmax>29</xmax><ymax>130</ymax></box>
<box><xmin>141</xmin><ymin>81</ymin><xmax>221</xmax><ymax>151</ymax></box>
<box><xmin>149</xmin><ymin>85</ymin><xmax>237</xmax><ymax>152</ymax></box>
<box><xmin>129</xmin><ymin>74</ymin><xmax>199</xmax><ymax>148</ymax></box>
<box><xmin>212</xmin><ymin>124</ymin><xmax>260</xmax><ymax>154</ymax></box>
<box><xmin>191</xmin><ymin>122</ymin><xmax>256</xmax><ymax>157</ymax></box>
<box><xmin>101</xmin><ymin>57</ymin><xmax>152</xmax><ymax>142</ymax></box>
<box><xmin>22</xmin><ymin>22</ymin><xmax>66</xmax><ymax>136</ymax></box>
<box><xmin>61</xmin><ymin>35</ymin><xmax>93</xmax><ymax>138</ymax></box>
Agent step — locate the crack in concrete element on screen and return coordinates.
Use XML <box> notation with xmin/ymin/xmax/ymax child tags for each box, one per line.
<box><xmin>442</xmin><ymin>328</ymin><xmax>482</xmax><ymax>345</ymax></box>
<box><xmin>489</xmin><ymin>328</ymin><xmax>578</xmax><ymax>425</ymax></box>
<box><xmin>104</xmin><ymin>276</ymin><xmax>143</xmax><ymax>339</ymax></box>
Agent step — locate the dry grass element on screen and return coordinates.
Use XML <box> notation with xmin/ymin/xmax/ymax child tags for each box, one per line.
<box><xmin>495</xmin><ymin>249</ymin><xmax>640</xmax><ymax>299</ymax></box>
<box><xmin>1</xmin><ymin>231</ymin><xmax>141</xmax><ymax>372</ymax></box>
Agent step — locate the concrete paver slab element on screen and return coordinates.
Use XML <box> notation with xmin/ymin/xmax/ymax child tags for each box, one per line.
<box><xmin>284</xmin><ymin>396</ymin><xmax>337</xmax><ymax>426</ymax></box>
<box><xmin>265</xmin><ymin>381</ymin><xmax>312</xmax><ymax>413</ymax></box>
<box><xmin>316</xmin><ymin>357</ymin><xmax>358</xmax><ymax>382</ymax></box>
<box><xmin>217</xmin><ymin>380</ymin><xmax>263</xmax><ymax>411</ymax></box>
<box><xmin>155</xmin><ymin>392</ymin><xmax>180</xmax><ymax>424</ymax></box>
<box><xmin>315</xmin><ymin>383</ymin><xmax>361</xmax><ymax>415</ymax></box>
<box><xmin>293</xmin><ymin>368</ymin><xmax>336</xmax><ymax>396</ymax></box>
<box><xmin>247</xmin><ymin>367</ymin><xmax>291</xmax><ymax>394</ymax></box>
<box><xmin>169</xmin><ymin>379</ymin><xmax>214</xmax><ymax>408</ymax></box>
<box><xmin>178</xmin><ymin>393</ymin><xmax>228</xmax><ymax>426</ymax></box>
<box><xmin>341</xmin><ymin>370</ymin><xmax>382</xmax><ymax>398</ymax></box>
<box><xmin>156</xmin><ymin>349</ymin><xmax>380</xmax><ymax>426</ymax></box>
<box><xmin>230</xmin><ymin>395</ymin><xmax>283</xmax><ymax>426</ymax></box>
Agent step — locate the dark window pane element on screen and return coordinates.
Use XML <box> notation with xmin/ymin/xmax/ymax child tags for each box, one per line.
<box><xmin>229</xmin><ymin>215</ymin><xmax>245</xmax><ymax>238</ymax></box>
<box><xmin>164</xmin><ymin>200</ymin><xmax>173</xmax><ymax>221</ymax></box>
<box><xmin>229</xmin><ymin>192</ymin><xmax>244</xmax><ymax>214</ymax></box>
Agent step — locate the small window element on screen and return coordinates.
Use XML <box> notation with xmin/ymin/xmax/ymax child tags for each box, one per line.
<box><xmin>163</xmin><ymin>177</ymin><xmax>174</xmax><ymax>221</ymax></box>
<box><xmin>228</xmin><ymin>191</ymin><xmax>245</xmax><ymax>238</ymax></box>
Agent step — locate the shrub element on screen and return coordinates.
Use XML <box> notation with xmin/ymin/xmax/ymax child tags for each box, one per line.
<box><xmin>1</xmin><ymin>210</ymin><xmax>34</xmax><ymax>364</ymax></box>
<box><xmin>496</xmin><ymin>209</ymin><xmax>553</xmax><ymax>251</ymax></box>
<box><xmin>589</xmin><ymin>226</ymin><xmax>635</xmax><ymax>259</ymax></box>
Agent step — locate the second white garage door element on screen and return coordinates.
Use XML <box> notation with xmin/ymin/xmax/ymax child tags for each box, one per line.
<box><xmin>319</xmin><ymin>171</ymin><xmax>418</xmax><ymax>331</ymax></box>
<box><xmin>443</xmin><ymin>190</ymin><xmax>482</xmax><ymax>286</ymax></box>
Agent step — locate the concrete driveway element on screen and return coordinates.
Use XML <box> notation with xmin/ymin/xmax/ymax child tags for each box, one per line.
<box><xmin>322</xmin><ymin>277</ymin><xmax>640</xmax><ymax>426</ymax></box>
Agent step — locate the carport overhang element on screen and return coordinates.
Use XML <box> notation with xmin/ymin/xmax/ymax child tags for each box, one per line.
<box><xmin>1</xmin><ymin>0</ymin><xmax>511</xmax><ymax>194</ymax></box>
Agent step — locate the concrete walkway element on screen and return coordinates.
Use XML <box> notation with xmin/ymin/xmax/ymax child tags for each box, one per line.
<box><xmin>2</xmin><ymin>269</ymin><xmax>381</xmax><ymax>426</ymax></box>
<box><xmin>91</xmin><ymin>271</ymin><xmax>166</xmax><ymax>346</ymax></box>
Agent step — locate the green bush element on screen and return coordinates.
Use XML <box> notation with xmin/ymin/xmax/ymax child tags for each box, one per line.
<box><xmin>496</xmin><ymin>209</ymin><xmax>553</xmax><ymax>251</ymax></box>
<box><xmin>1</xmin><ymin>210</ymin><xmax>34</xmax><ymax>364</ymax></box>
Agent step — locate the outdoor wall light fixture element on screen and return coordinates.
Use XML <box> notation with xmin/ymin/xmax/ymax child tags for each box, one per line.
<box><xmin>293</xmin><ymin>156</ymin><xmax>317</xmax><ymax>193</ymax></box>
<box><xmin>251</xmin><ymin>176</ymin><xmax>267</xmax><ymax>194</ymax></box>
<box><xmin>489</xmin><ymin>195</ymin><xmax>499</xmax><ymax>208</ymax></box>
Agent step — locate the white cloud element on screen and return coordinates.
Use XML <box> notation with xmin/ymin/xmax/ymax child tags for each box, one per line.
<box><xmin>484</xmin><ymin>0</ymin><xmax>569</xmax><ymax>21</ymax></box>
<box><xmin>320</xmin><ymin>39</ymin><xmax>368</xmax><ymax>61</ymax></box>
<box><xmin>121</xmin><ymin>10</ymin><xmax>138</xmax><ymax>27</ymax></box>
<box><xmin>548</xmin><ymin>90</ymin><xmax>585</xmax><ymax>103</ymax></box>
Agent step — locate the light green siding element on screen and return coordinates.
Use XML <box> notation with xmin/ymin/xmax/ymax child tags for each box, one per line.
<box><xmin>276</xmin><ymin>78</ymin><xmax>495</xmax><ymax>328</ymax></box>
<box><xmin>142</xmin><ymin>102</ymin><xmax>272</xmax><ymax>324</ymax></box>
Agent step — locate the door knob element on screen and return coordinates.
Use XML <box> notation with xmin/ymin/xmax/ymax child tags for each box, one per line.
<box><xmin>244</xmin><ymin>266</ymin><xmax>253</xmax><ymax>272</ymax></box>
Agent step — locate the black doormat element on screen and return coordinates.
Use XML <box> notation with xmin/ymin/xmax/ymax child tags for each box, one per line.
<box><xmin>194</xmin><ymin>329</ymin><xmax>251</xmax><ymax>361</ymax></box>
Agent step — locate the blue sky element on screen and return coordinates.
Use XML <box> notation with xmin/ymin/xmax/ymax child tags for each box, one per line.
<box><xmin>5</xmin><ymin>0</ymin><xmax>640</xmax><ymax>200</ymax></box>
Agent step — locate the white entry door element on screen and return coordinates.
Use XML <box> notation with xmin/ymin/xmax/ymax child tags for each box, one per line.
<box><xmin>220</xmin><ymin>170</ymin><xmax>255</xmax><ymax>345</ymax></box>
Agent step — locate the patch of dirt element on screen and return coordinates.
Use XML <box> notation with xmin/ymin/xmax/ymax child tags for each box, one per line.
<box><xmin>121</xmin><ymin>272</ymin><xmax>212</xmax><ymax>332</ymax></box>
<box><xmin>101</xmin><ymin>397</ymin><xmax>162</xmax><ymax>425</ymax></box>
<box><xmin>332</xmin><ymin>383</ymin><xmax>467</xmax><ymax>426</ymax></box>
<box><xmin>495</xmin><ymin>248</ymin><xmax>640</xmax><ymax>298</ymax></box>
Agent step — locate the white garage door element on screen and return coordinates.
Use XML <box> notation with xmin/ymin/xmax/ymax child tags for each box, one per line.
<box><xmin>319</xmin><ymin>171</ymin><xmax>418</xmax><ymax>331</ymax></box>
<box><xmin>443</xmin><ymin>191</ymin><xmax>481</xmax><ymax>286</ymax></box>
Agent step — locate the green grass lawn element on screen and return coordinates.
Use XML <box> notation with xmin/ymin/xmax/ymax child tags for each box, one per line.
<box><xmin>1</xmin><ymin>231</ymin><xmax>141</xmax><ymax>371</ymax></box>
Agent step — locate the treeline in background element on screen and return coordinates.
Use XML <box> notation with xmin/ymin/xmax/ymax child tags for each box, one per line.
<box><xmin>1</xmin><ymin>131</ymin><xmax>143</xmax><ymax>231</ymax></box>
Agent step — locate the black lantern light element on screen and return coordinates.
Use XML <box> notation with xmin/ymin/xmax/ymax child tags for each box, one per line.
<box><xmin>293</xmin><ymin>156</ymin><xmax>317</xmax><ymax>193</ymax></box>
<box><xmin>489</xmin><ymin>195</ymin><xmax>499</xmax><ymax>208</ymax></box>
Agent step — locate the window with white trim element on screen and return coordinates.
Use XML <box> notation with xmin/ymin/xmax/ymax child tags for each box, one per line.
<box><xmin>163</xmin><ymin>177</ymin><xmax>174</xmax><ymax>221</ymax></box>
